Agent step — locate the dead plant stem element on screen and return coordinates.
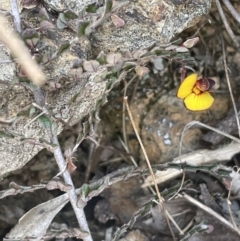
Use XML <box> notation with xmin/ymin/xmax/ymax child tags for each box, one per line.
<box><xmin>214</xmin><ymin>0</ymin><xmax>239</xmax><ymax>48</ymax></box>
<box><xmin>222</xmin><ymin>0</ymin><xmax>240</xmax><ymax>24</ymax></box>
<box><xmin>122</xmin><ymin>80</ymin><xmax>128</xmax><ymax>149</ymax></box>
<box><xmin>182</xmin><ymin>193</ymin><xmax>240</xmax><ymax>236</ymax></box>
<box><xmin>124</xmin><ymin>96</ymin><xmax>178</xmax><ymax>240</ymax></box>
<box><xmin>10</xmin><ymin>0</ymin><xmax>21</xmax><ymax>32</ymax></box>
<box><xmin>52</xmin><ymin>135</ymin><xmax>93</xmax><ymax>241</ymax></box>
<box><xmin>220</xmin><ymin>33</ymin><xmax>240</xmax><ymax>138</ymax></box>
<box><xmin>227</xmin><ymin>167</ymin><xmax>240</xmax><ymax>231</ymax></box>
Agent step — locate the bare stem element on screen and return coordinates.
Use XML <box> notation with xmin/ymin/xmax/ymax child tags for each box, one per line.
<box><xmin>222</xmin><ymin>0</ymin><xmax>240</xmax><ymax>24</ymax></box>
<box><xmin>214</xmin><ymin>0</ymin><xmax>239</xmax><ymax>48</ymax></box>
<box><xmin>52</xmin><ymin>135</ymin><xmax>93</xmax><ymax>241</ymax></box>
<box><xmin>182</xmin><ymin>193</ymin><xmax>240</xmax><ymax>236</ymax></box>
<box><xmin>220</xmin><ymin>33</ymin><xmax>240</xmax><ymax>138</ymax></box>
<box><xmin>124</xmin><ymin>97</ymin><xmax>178</xmax><ymax>240</ymax></box>
<box><xmin>10</xmin><ymin>0</ymin><xmax>21</xmax><ymax>33</ymax></box>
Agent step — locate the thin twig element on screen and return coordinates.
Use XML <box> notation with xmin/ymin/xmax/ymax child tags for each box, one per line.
<box><xmin>122</xmin><ymin>80</ymin><xmax>128</xmax><ymax>148</ymax></box>
<box><xmin>222</xmin><ymin>0</ymin><xmax>240</xmax><ymax>24</ymax></box>
<box><xmin>227</xmin><ymin>167</ymin><xmax>240</xmax><ymax>231</ymax></box>
<box><xmin>179</xmin><ymin>121</ymin><xmax>240</xmax><ymax>161</ymax></box>
<box><xmin>122</xmin><ymin>78</ymin><xmax>155</xmax><ymax>194</ymax></box>
<box><xmin>152</xmin><ymin>199</ymin><xmax>184</xmax><ymax>235</ymax></box>
<box><xmin>182</xmin><ymin>193</ymin><xmax>240</xmax><ymax>236</ymax></box>
<box><xmin>10</xmin><ymin>0</ymin><xmax>21</xmax><ymax>33</ymax></box>
<box><xmin>118</xmin><ymin>135</ymin><xmax>156</xmax><ymax>195</ymax></box>
<box><xmin>124</xmin><ymin>96</ymin><xmax>178</xmax><ymax>240</ymax></box>
<box><xmin>118</xmin><ymin>136</ymin><xmax>138</xmax><ymax>167</ymax></box>
<box><xmin>214</xmin><ymin>0</ymin><xmax>239</xmax><ymax>48</ymax></box>
<box><xmin>220</xmin><ymin>33</ymin><xmax>240</xmax><ymax>138</ymax></box>
<box><xmin>0</xmin><ymin>182</ymin><xmax>46</xmax><ymax>199</ymax></box>
<box><xmin>182</xmin><ymin>217</ymin><xmax>195</xmax><ymax>233</ymax></box>
<box><xmin>122</xmin><ymin>74</ymin><xmax>138</xmax><ymax>94</ymax></box>
<box><xmin>168</xmin><ymin>172</ymin><xmax>185</xmax><ymax>201</ymax></box>
<box><xmin>24</xmin><ymin>111</ymin><xmax>46</xmax><ymax>129</ymax></box>
<box><xmin>51</xmin><ymin>135</ymin><xmax>93</xmax><ymax>241</ymax></box>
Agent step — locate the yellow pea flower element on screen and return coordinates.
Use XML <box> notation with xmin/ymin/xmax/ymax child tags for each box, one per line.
<box><xmin>177</xmin><ymin>73</ymin><xmax>215</xmax><ymax>111</ymax></box>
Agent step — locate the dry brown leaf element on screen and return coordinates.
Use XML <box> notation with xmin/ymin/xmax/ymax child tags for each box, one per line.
<box><xmin>6</xmin><ymin>193</ymin><xmax>68</xmax><ymax>239</ymax></box>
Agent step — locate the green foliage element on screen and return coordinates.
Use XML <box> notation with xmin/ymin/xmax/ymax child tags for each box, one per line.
<box><xmin>86</xmin><ymin>3</ymin><xmax>97</xmax><ymax>13</ymax></box>
<box><xmin>38</xmin><ymin>115</ymin><xmax>52</xmax><ymax>130</ymax></box>
<box><xmin>0</xmin><ymin>131</ymin><xmax>14</xmax><ymax>139</ymax></box>
<box><xmin>77</xmin><ymin>22</ymin><xmax>90</xmax><ymax>37</ymax></box>
<box><xmin>57</xmin><ymin>13</ymin><xmax>68</xmax><ymax>29</ymax></box>
<box><xmin>57</xmin><ymin>42</ymin><xmax>70</xmax><ymax>56</ymax></box>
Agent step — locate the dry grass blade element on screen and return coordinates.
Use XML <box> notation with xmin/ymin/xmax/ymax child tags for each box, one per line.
<box><xmin>142</xmin><ymin>142</ymin><xmax>240</xmax><ymax>187</ymax></box>
<box><xmin>0</xmin><ymin>15</ymin><xmax>46</xmax><ymax>86</ymax></box>
<box><xmin>51</xmin><ymin>135</ymin><xmax>93</xmax><ymax>241</ymax></box>
<box><xmin>124</xmin><ymin>96</ymin><xmax>178</xmax><ymax>240</ymax></box>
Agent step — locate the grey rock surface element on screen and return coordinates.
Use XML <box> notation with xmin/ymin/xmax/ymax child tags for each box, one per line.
<box><xmin>0</xmin><ymin>0</ymin><xmax>211</xmax><ymax>179</ymax></box>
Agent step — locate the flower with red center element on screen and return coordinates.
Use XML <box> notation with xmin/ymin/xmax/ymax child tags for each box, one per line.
<box><xmin>177</xmin><ymin>73</ymin><xmax>215</xmax><ymax>111</ymax></box>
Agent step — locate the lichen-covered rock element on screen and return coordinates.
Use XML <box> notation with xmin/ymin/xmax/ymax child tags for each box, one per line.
<box><xmin>0</xmin><ymin>0</ymin><xmax>211</xmax><ymax>179</ymax></box>
<box><xmin>92</xmin><ymin>0</ymin><xmax>211</xmax><ymax>54</ymax></box>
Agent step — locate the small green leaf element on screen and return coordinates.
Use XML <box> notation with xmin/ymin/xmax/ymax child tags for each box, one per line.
<box><xmin>106</xmin><ymin>0</ymin><xmax>113</xmax><ymax>14</ymax></box>
<box><xmin>64</xmin><ymin>10</ymin><xmax>78</xmax><ymax>20</ymax></box>
<box><xmin>82</xmin><ymin>184</ymin><xmax>91</xmax><ymax>196</ymax></box>
<box><xmin>51</xmin><ymin>122</ymin><xmax>58</xmax><ymax>135</ymax></box>
<box><xmin>29</xmin><ymin>107</ymin><xmax>36</xmax><ymax>117</ymax></box>
<box><xmin>96</xmin><ymin>52</ymin><xmax>107</xmax><ymax>64</ymax></box>
<box><xmin>57</xmin><ymin>42</ymin><xmax>70</xmax><ymax>56</ymax></box>
<box><xmin>154</xmin><ymin>49</ymin><xmax>163</xmax><ymax>55</ymax></box>
<box><xmin>123</xmin><ymin>61</ymin><xmax>137</xmax><ymax>70</ymax></box>
<box><xmin>38</xmin><ymin>115</ymin><xmax>52</xmax><ymax>130</ymax></box>
<box><xmin>77</xmin><ymin>184</ymin><xmax>90</xmax><ymax>208</ymax></box>
<box><xmin>22</xmin><ymin>28</ymin><xmax>40</xmax><ymax>49</ymax></box>
<box><xmin>86</xmin><ymin>3</ymin><xmax>97</xmax><ymax>13</ymax></box>
<box><xmin>57</xmin><ymin>13</ymin><xmax>68</xmax><ymax>29</ymax></box>
<box><xmin>216</xmin><ymin>168</ymin><xmax>232</xmax><ymax>178</ymax></box>
<box><xmin>77</xmin><ymin>21</ymin><xmax>90</xmax><ymax>37</ymax></box>
<box><xmin>0</xmin><ymin>131</ymin><xmax>14</xmax><ymax>139</ymax></box>
<box><xmin>39</xmin><ymin>138</ymin><xmax>58</xmax><ymax>149</ymax></box>
<box><xmin>17</xmin><ymin>110</ymin><xmax>30</xmax><ymax>117</ymax></box>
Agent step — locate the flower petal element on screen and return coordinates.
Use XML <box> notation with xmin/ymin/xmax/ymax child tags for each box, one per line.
<box><xmin>177</xmin><ymin>73</ymin><xmax>198</xmax><ymax>99</ymax></box>
<box><xmin>184</xmin><ymin>92</ymin><xmax>214</xmax><ymax>111</ymax></box>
